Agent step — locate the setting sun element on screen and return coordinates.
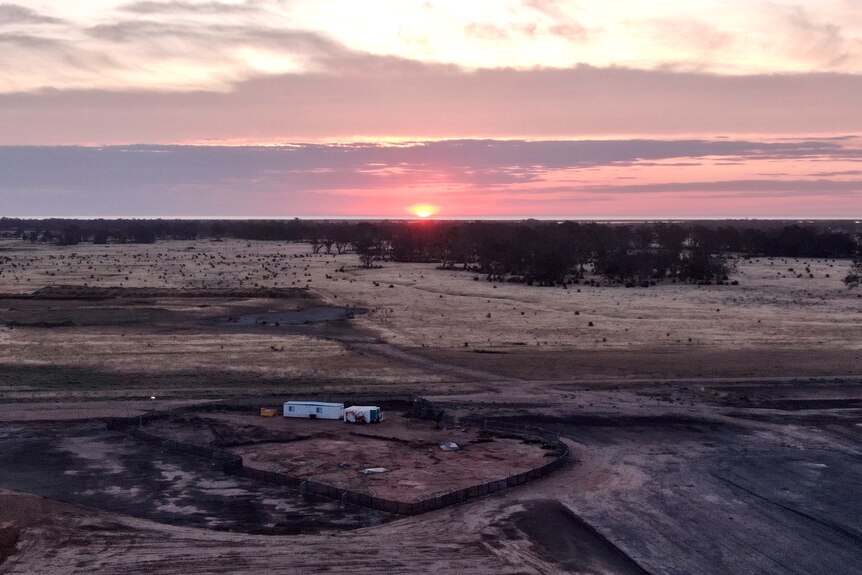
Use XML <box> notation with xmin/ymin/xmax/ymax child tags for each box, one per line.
<box><xmin>409</xmin><ymin>203</ymin><xmax>438</xmax><ymax>218</ymax></box>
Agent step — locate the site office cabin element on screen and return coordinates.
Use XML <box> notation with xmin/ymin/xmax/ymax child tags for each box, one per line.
<box><xmin>282</xmin><ymin>401</ymin><xmax>384</xmax><ymax>423</ymax></box>
<box><xmin>283</xmin><ymin>401</ymin><xmax>344</xmax><ymax>420</ymax></box>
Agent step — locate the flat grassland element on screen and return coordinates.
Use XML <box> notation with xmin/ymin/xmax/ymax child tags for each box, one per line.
<box><xmin>0</xmin><ymin>239</ymin><xmax>859</xmax><ymax>400</ymax></box>
<box><xmin>1</xmin><ymin>239</ymin><xmax>861</xmax><ymax>575</ymax></box>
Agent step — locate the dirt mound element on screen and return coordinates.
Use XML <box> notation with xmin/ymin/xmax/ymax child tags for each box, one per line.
<box><xmin>0</xmin><ymin>492</ymin><xmax>78</xmax><ymax>525</ymax></box>
<box><xmin>208</xmin><ymin>418</ymin><xmax>310</xmax><ymax>447</ymax></box>
<box><xmin>510</xmin><ymin>500</ymin><xmax>649</xmax><ymax>574</ymax></box>
<box><xmin>0</xmin><ymin>522</ymin><xmax>20</xmax><ymax>565</ymax></box>
<box><xmin>3</xmin><ymin>285</ymin><xmax>316</xmax><ymax>301</ymax></box>
<box><xmin>159</xmin><ymin>414</ymin><xmax>311</xmax><ymax>448</ymax></box>
<box><xmin>0</xmin><ymin>492</ymin><xmax>84</xmax><ymax>566</ymax></box>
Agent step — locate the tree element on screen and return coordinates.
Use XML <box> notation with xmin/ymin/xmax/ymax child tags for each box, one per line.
<box><xmin>681</xmin><ymin>248</ymin><xmax>736</xmax><ymax>283</ymax></box>
<box><xmin>128</xmin><ymin>224</ymin><xmax>156</xmax><ymax>244</ymax></box>
<box><xmin>93</xmin><ymin>229</ymin><xmax>109</xmax><ymax>244</ymax></box>
<box><xmin>58</xmin><ymin>225</ymin><xmax>82</xmax><ymax>246</ymax></box>
<box><xmin>210</xmin><ymin>222</ymin><xmax>225</xmax><ymax>240</ymax></box>
<box><xmin>355</xmin><ymin>236</ymin><xmax>384</xmax><ymax>268</ymax></box>
<box><xmin>173</xmin><ymin>221</ymin><xmax>198</xmax><ymax>240</ymax></box>
<box><xmin>526</xmin><ymin>225</ymin><xmax>575</xmax><ymax>285</ymax></box>
<box><xmin>845</xmin><ymin>258</ymin><xmax>862</xmax><ymax>289</ymax></box>
<box><xmin>332</xmin><ymin>224</ymin><xmax>353</xmax><ymax>254</ymax></box>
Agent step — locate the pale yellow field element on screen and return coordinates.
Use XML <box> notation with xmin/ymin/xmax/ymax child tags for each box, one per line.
<box><xmin>2</xmin><ymin>239</ymin><xmax>859</xmax><ymax>350</ymax></box>
<box><xmin>0</xmin><ymin>238</ymin><xmax>859</xmax><ymax>396</ymax></box>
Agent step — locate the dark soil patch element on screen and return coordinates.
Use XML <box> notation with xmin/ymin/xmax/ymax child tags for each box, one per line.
<box><xmin>0</xmin><ymin>288</ymin><xmax>324</xmax><ymax>329</ymax></box>
<box><xmin>219</xmin><ymin>306</ymin><xmax>365</xmax><ymax>326</ymax></box>
<box><xmin>510</xmin><ymin>500</ymin><xmax>649</xmax><ymax>574</ymax></box>
<box><xmin>0</xmin><ymin>422</ymin><xmax>390</xmax><ymax>535</ymax></box>
<box><xmin>5</xmin><ymin>320</ymin><xmax>76</xmax><ymax>328</ymax></box>
<box><xmin>0</xmin><ymin>300</ymin><xmax>184</xmax><ymax>327</ymax></box>
<box><xmin>212</xmin><ymin>306</ymin><xmax>373</xmax><ymax>341</ymax></box>
<box><xmin>0</xmin><ymin>522</ymin><xmax>20</xmax><ymax>566</ymax></box>
<box><xmin>0</xmin><ymin>364</ymin><xmax>355</xmax><ymax>395</ymax></box>
<box><xmin>416</xmin><ymin>347</ymin><xmax>862</xmax><ymax>380</ymax></box>
<box><xmin>154</xmin><ymin>414</ymin><xmax>313</xmax><ymax>448</ymax></box>
<box><xmin>745</xmin><ymin>398</ymin><xmax>862</xmax><ymax>410</ymax></box>
<box><xmin>480</xmin><ymin>413</ymin><xmax>737</xmax><ymax>433</ymax></box>
<box><xmin>1</xmin><ymin>285</ymin><xmax>316</xmax><ymax>300</ymax></box>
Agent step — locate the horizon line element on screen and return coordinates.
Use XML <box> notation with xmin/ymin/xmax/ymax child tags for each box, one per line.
<box><xmin>3</xmin><ymin>216</ymin><xmax>861</xmax><ymax>223</ymax></box>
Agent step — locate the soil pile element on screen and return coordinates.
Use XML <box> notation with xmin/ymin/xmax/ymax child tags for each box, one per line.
<box><xmin>0</xmin><ymin>492</ymin><xmax>81</xmax><ymax>566</ymax></box>
<box><xmin>511</xmin><ymin>500</ymin><xmax>649</xmax><ymax>574</ymax></box>
<box><xmin>0</xmin><ymin>522</ymin><xmax>20</xmax><ymax>565</ymax></box>
<box><xmin>155</xmin><ymin>414</ymin><xmax>312</xmax><ymax>448</ymax></box>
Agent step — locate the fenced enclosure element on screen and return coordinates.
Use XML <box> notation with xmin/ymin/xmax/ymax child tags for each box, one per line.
<box><xmin>106</xmin><ymin>419</ymin><xmax>243</xmax><ymax>472</ymax></box>
<box><xmin>105</xmin><ymin>397</ymin><xmax>568</xmax><ymax>516</ymax></box>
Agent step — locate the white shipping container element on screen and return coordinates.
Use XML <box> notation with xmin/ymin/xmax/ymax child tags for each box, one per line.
<box><xmin>283</xmin><ymin>401</ymin><xmax>343</xmax><ymax>420</ymax></box>
<box><xmin>344</xmin><ymin>405</ymin><xmax>383</xmax><ymax>424</ymax></box>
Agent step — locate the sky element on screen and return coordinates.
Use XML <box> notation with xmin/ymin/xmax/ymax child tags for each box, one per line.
<box><xmin>1</xmin><ymin>0</ymin><xmax>861</xmax><ymax>218</ymax></box>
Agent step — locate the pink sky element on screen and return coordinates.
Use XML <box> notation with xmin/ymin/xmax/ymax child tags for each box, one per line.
<box><xmin>2</xmin><ymin>139</ymin><xmax>859</xmax><ymax>218</ymax></box>
<box><xmin>1</xmin><ymin>1</ymin><xmax>860</xmax><ymax>218</ymax></box>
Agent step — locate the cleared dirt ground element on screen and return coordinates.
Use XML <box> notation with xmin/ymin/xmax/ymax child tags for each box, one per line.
<box><xmin>145</xmin><ymin>409</ymin><xmax>553</xmax><ymax>501</ymax></box>
<box><xmin>1</xmin><ymin>238</ymin><xmax>861</xmax><ymax>574</ymax></box>
<box><xmin>0</xmin><ymin>421</ymin><xmax>390</xmax><ymax>537</ymax></box>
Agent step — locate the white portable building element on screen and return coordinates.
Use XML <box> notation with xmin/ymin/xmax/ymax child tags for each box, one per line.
<box><xmin>283</xmin><ymin>401</ymin><xmax>343</xmax><ymax>420</ymax></box>
<box><xmin>343</xmin><ymin>405</ymin><xmax>383</xmax><ymax>424</ymax></box>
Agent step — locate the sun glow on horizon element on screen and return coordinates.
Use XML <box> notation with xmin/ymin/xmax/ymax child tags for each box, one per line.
<box><xmin>409</xmin><ymin>203</ymin><xmax>438</xmax><ymax>218</ymax></box>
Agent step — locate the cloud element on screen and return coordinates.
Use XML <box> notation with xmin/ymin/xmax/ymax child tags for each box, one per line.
<box><xmin>85</xmin><ymin>19</ymin><xmax>346</xmax><ymax>62</ymax></box>
<box><xmin>464</xmin><ymin>23</ymin><xmax>510</xmax><ymax>41</ymax></box>
<box><xmin>782</xmin><ymin>5</ymin><xmax>852</xmax><ymax>68</ymax></box>
<box><xmin>548</xmin><ymin>23</ymin><xmax>590</xmax><ymax>41</ymax></box>
<box><xmin>573</xmin><ymin>179</ymin><xmax>862</xmax><ymax>197</ymax></box>
<box><xmin>642</xmin><ymin>18</ymin><xmax>732</xmax><ymax>62</ymax></box>
<box><xmin>0</xmin><ymin>32</ymin><xmax>64</xmax><ymax>48</ymax></box>
<box><xmin>0</xmin><ymin>4</ymin><xmax>62</xmax><ymax>25</ymax></box>
<box><xmin>808</xmin><ymin>170</ymin><xmax>862</xmax><ymax>177</ymax></box>
<box><xmin>3</xmin><ymin>64</ymin><xmax>862</xmax><ymax>144</ymax></box>
<box><xmin>120</xmin><ymin>1</ymin><xmax>263</xmax><ymax>14</ymax></box>
<box><xmin>3</xmin><ymin>1</ymin><xmax>862</xmax><ymax>96</ymax></box>
<box><xmin>522</xmin><ymin>0</ymin><xmax>572</xmax><ymax>21</ymax></box>
<box><xmin>0</xmin><ymin>3</ymin><xmax>358</xmax><ymax>92</ymax></box>
<box><xmin>464</xmin><ymin>19</ymin><xmax>590</xmax><ymax>43</ymax></box>
<box><xmin>0</xmin><ymin>32</ymin><xmax>120</xmax><ymax>93</ymax></box>
<box><xmin>0</xmin><ymin>138</ymin><xmax>859</xmax><ymax>217</ymax></box>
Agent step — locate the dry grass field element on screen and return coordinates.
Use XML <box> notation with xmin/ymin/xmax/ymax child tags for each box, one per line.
<box><xmin>0</xmin><ymin>239</ymin><xmax>859</xmax><ymax>398</ymax></box>
<box><xmin>1</xmin><ymin>238</ymin><xmax>861</xmax><ymax>574</ymax></box>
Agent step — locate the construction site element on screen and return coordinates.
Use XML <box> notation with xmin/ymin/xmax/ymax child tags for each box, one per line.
<box><xmin>110</xmin><ymin>399</ymin><xmax>567</xmax><ymax>511</ymax></box>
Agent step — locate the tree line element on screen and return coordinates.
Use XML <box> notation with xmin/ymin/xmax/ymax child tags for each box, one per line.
<box><xmin>1</xmin><ymin>218</ymin><xmax>858</xmax><ymax>287</ymax></box>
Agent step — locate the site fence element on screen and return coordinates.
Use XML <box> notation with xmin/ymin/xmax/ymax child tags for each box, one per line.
<box><xmin>411</xmin><ymin>397</ymin><xmax>448</xmax><ymax>422</ymax></box>
<box><xmin>472</xmin><ymin>419</ymin><xmax>563</xmax><ymax>444</ymax></box>
<box><xmin>105</xmin><ymin>397</ymin><xmax>568</xmax><ymax>516</ymax></box>
<box><xmin>106</xmin><ymin>417</ymin><xmax>242</xmax><ymax>473</ymax></box>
